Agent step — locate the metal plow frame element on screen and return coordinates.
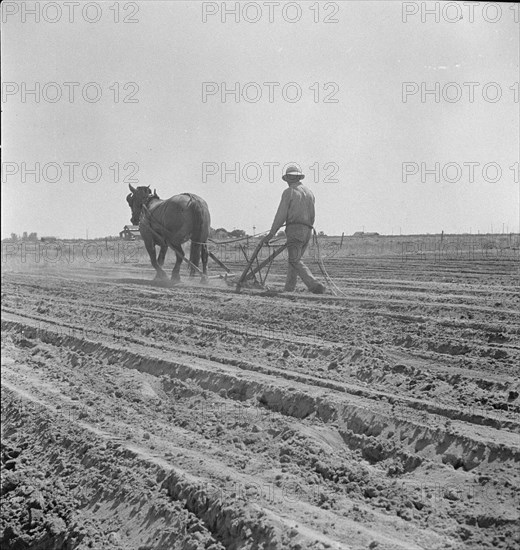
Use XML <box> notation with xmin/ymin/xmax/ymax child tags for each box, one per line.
<box><xmin>175</xmin><ymin>237</ymin><xmax>287</xmax><ymax>292</ymax></box>
<box><xmin>234</xmin><ymin>240</ymin><xmax>287</xmax><ymax>292</ymax></box>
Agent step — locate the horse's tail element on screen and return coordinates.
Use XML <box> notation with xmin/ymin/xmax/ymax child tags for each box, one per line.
<box><xmin>188</xmin><ymin>196</ymin><xmax>210</xmax><ymax>272</ymax></box>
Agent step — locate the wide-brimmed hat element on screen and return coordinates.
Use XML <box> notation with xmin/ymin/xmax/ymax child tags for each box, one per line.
<box><xmin>282</xmin><ymin>166</ymin><xmax>305</xmax><ymax>181</ymax></box>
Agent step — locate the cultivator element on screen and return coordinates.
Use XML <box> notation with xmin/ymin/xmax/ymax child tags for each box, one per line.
<box><xmin>203</xmin><ymin>232</ymin><xmax>342</xmax><ymax>296</ymax></box>
<box><xmin>234</xmin><ymin>239</ymin><xmax>288</xmax><ymax>292</ymax></box>
<box><xmin>206</xmin><ymin>236</ymin><xmax>287</xmax><ymax>292</ymax></box>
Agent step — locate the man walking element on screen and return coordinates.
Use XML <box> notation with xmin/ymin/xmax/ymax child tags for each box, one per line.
<box><xmin>264</xmin><ymin>166</ymin><xmax>326</xmax><ymax>294</ymax></box>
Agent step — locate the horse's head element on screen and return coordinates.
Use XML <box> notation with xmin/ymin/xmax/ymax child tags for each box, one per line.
<box><xmin>127</xmin><ymin>184</ymin><xmax>153</xmax><ymax>225</ymax></box>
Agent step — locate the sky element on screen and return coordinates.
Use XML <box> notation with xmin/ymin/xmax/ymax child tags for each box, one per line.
<box><xmin>2</xmin><ymin>1</ymin><xmax>519</xmax><ymax>238</ymax></box>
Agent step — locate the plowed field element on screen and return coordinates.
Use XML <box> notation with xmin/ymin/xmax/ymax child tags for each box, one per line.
<box><xmin>1</xmin><ymin>252</ymin><xmax>519</xmax><ymax>549</ymax></box>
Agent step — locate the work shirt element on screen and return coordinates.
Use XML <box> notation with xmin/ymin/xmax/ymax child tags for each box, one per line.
<box><xmin>270</xmin><ymin>182</ymin><xmax>315</xmax><ymax>235</ymax></box>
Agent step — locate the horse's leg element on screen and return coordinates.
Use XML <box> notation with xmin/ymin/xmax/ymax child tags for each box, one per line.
<box><xmin>171</xmin><ymin>245</ymin><xmax>184</xmax><ymax>282</ymax></box>
<box><xmin>157</xmin><ymin>244</ymin><xmax>167</xmax><ymax>267</ymax></box>
<box><xmin>201</xmin><ymin>244</ymin><xmax>209</xmax><ymax>284</ymax></box>
<box><xmin>189</xmin><ymin>242</ymin><xmax>201</xmax><ymax>278</ymax></box>
<box><xmin>145</xmin><ymin>238</ymin><xmax>167</xmax><ymax>280</ymax></box>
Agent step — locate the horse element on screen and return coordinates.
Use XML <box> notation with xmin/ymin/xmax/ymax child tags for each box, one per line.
<box><xmin>126</xmin><ymin>184</ymin><xmax>210</xmax><ymax>283</ymax></box>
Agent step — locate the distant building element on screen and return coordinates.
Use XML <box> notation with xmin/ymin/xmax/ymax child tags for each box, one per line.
<box><xmin>40</xmin><ymin>236</ymin><xmax>57</xmax><ymax>242</ymax></box>
<box><xmin>119</xmin><ymin>226</ymin><xmax>141</xmax><ymax>240</ymax></box>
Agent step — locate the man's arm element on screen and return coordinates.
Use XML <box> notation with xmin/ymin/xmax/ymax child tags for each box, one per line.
<box><xmin>268</xmin><ymin>188</ymin><xmax>292</xmax><ymax>238</ymax></box>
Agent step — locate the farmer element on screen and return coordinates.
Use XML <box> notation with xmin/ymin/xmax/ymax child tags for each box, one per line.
<box><xmin>263</xmin><ymin>166</ymin><xmax>327</xmax><ymax>294</ymax></box>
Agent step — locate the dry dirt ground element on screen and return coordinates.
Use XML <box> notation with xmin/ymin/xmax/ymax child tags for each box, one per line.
<box><xmin>1</xmin><ymin>252</ymin><xmax>519</xmax><ymax>549</ymax></box>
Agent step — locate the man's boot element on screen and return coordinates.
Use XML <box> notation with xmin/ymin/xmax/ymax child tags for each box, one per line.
<box><xmin>311</xmin><ymin>283</ymin><xmax>326</xmax><ymax>294</ymax></box>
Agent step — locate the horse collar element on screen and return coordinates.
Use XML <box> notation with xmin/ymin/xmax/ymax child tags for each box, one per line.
<box><xmin>143</xmin><ymin>193</ymin><xmax>158</xmax><ymax>207</ymax></box>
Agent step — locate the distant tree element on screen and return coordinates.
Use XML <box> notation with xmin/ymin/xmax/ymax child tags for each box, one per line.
<box><xmin>318</xmin><ymin>231</ymin><xmax>327</xmax><ymax>236</ymax></box>
<box><xmin>22</xmin><ymin>231</ymin><xmax>28</xmax><ymax>241</ymax></box>
<box><xmin>210</xmin><ymin>227</ymin><xmax>229</xmax><ymax>238</ymax></box>
<box><xmin>276</xmin><ymin>230</ymin><xmax>285</xmax><ymax>237</ymax></box>
<box><xmin>229</xmin><ymin>229</ymin><xmax>246</xmax><ymax>238</ymax></box>
<box><xmin>10</xmin><ymin>233</ymin><xmax>18</xmax><ymax>242</ymax></box>
<box><xmin>28</xmin><ymin>232</ymin><xmax>38</xmax><ymax>241</ymax></box>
